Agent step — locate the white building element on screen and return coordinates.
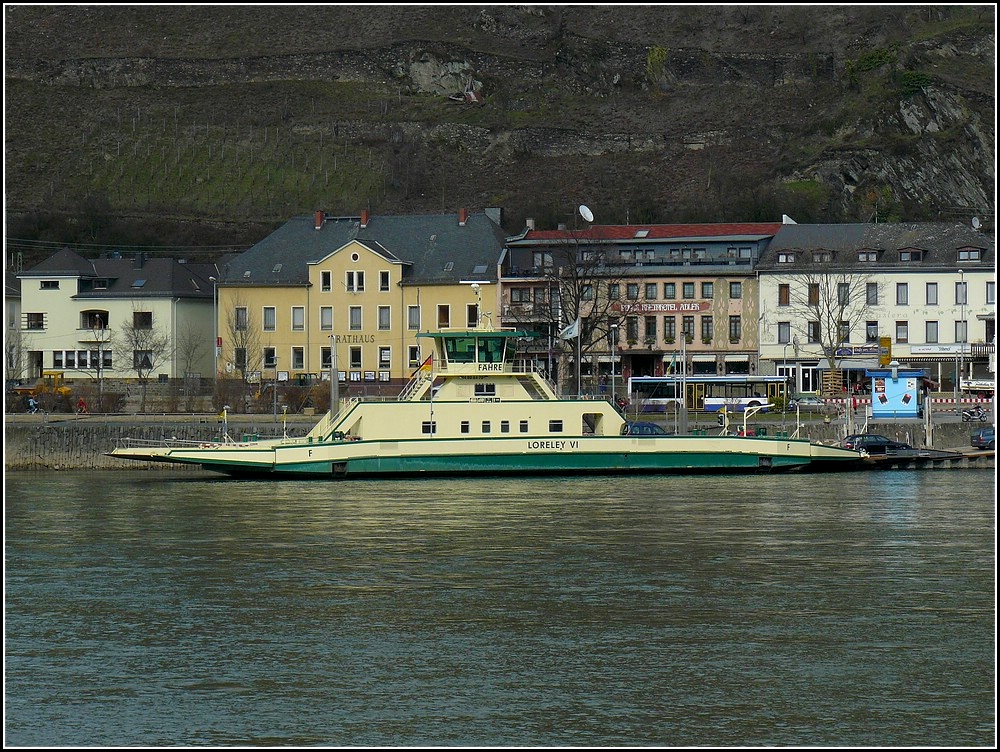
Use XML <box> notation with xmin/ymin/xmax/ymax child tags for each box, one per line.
<box><xmin>15</xmin><ymin>248</ymin><xmax>218</xmax><ymax>384</ymax></box>
<box><xmin>756</xmin><ymin>222</ymin><xmax>994</xmax><ymax>395</ymax></box>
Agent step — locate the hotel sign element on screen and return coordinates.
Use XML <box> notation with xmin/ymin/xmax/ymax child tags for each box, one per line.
<box><xmin>612</xmin><ymin>302</ymin><xmax>710</xmax><ymax>314</ymax></box>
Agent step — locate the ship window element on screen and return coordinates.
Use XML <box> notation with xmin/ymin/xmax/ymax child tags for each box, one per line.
<box><xmin>474</xmin><ymin>383</ymin><xmax>497</xmax><ymax>397</ymax></box>
<box><xmin>520</xmin><ymin>420</ymin><xmax>529</xmax><ymax>433</ymax></box>
<box><xmin>500</xmin><ymin>420</ymin><xmax>510</xmax><ymax>433</ymax></box>
<box><xmin>548</xmin><ymin>420</ymin><xmax>564</xmax><ymax>433</ymax></box>
<box><xmin>421</xmin><ymin>421</ymin><xmax>436</xmax><ymax>435</ymax></box>
<box><xmin>482</xmin><ymin>421</ymin><xmax>491</xmax><ymax>434</ymax></box>
<box><xmin>460</xmin><ymin>421</ymin><xmax>470</xmax><ymax>434</ymax></box>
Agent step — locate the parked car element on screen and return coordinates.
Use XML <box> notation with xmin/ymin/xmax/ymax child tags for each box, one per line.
<box><xmin>970</xmin><ymin>426</ymin><xmax>995</xmax><ymax>450</ymax></box>
<box><xmin>841</xmin><ymin>434</ymin><xmax>912</xmax><ymax>453</ymax></box>
<box><xmin>787</xmin><ymin>394</ymin><xmax>830</xmax><ymax>411</ymax></box>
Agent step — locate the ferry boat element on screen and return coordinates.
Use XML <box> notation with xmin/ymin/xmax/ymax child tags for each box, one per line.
<box><xmin>109</xmin><ymin>330</ymin><xmax>864</xmax><ymax>477</ymax></box>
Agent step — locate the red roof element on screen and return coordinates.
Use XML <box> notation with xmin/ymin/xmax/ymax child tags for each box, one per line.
<box><xmin>522</xmin><ymin>223</ymin><xmax>783</xmax><ymax>241</ymax></box>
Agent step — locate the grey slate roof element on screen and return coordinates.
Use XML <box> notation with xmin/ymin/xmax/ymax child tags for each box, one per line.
<box><xmin>221</xmin><ymin>212</ymin><xmax>505</xmax><ymax>286</ymax></box>
<box><xmin>757</xmin><ymin>222</ymin><xmax>994</xmax><ymax>271</ymax></box>
<box><xmin>20</xmin><ymin>247</ymin><xmax>217</xmax><ymax>299</ymax></box>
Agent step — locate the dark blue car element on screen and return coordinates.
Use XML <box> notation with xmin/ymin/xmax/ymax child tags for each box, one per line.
<box><xmin>971</xmin><ymin>426</ymin><xmax>995</xmax><ymax>450</ymax></box>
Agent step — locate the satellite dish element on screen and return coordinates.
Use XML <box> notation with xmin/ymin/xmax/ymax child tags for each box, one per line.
<box><xmin>972</xmin><ymin>216</ymin><xmax>981</xmax><ymax>229</ymax></box>
<box><xmin>579</xmin><ymin>204</ymin><xmax>594</xmax><ymax>223</ymax></box>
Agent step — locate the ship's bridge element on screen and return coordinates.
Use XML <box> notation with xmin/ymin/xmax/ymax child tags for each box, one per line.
<box><xmin>419</xmin><ymin>330</ymin><xmax>532</xmax><ymax>375</ymax></box>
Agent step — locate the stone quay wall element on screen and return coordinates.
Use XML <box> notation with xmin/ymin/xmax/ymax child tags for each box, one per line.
<box><xmin>4</xmin><ymin>413</ymin><xmax>984</xmax><ymax>472</ymax></box>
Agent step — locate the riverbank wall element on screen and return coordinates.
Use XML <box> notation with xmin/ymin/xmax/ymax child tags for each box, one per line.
<box><xmin>4</xmin><ymin>413</ymin><xmax>988</xmax><ymax>471</ymax></box>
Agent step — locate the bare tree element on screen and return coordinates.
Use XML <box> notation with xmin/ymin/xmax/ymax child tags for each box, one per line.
<box><xmin>115</xmin><ymin>306</ymin><xmax>172</xmax><ymax>412</ymax></box>
<box><xmin>221</xmin><ymin>291</ymin><xmax>264</xmax><ymax>411</ymax></box>
<box><xmin>783</xmin><ymin>265</ymin><xmax>881</xmax><ymax>393</ymax></box>
<box><xmin>506</xmin><ymin>234</ymin><xmax>638</xmax><ymax>394</ymax></box>
<box><xmin>175</xmin><ymin>321</ymin><xmax>208</xmax><ymax>411</ymax></box>
<box><xmin>5</xmin><ymin>328</ymin><xmax>32</xmax><ymax>383</ymax></box>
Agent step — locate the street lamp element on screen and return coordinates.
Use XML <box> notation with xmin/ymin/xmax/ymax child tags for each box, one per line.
<box><xmin>955</xmin><ymin>269</ymin><xmax>968</xmax><ymax>415</ymax></box>
<box><xmin>610</xmin><ymin>322</ymin><xmax>619</xmax><ymax>404</ymax></box>
<box><xmin>209</xmin><ymin>275</ymin><xmax>219</xmax><ymax>384</ymax></box>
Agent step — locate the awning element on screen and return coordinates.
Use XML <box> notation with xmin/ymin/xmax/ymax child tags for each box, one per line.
<box><xmin>691</xmin><ymin>355</ymin><xmax>716</xmax><ymax>362</ymax></box>
<box><xmin>817</xmin><ymin>358</ymin><xmax>881</xmax><ymax>370</ymax></box>
<box><xmin>724</xmin><ymin>354</ymin><xmax>749</xmax><ymax>362</ymax></box>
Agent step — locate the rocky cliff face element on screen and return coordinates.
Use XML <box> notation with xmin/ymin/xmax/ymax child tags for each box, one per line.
<box><xmin>4</xmin><ymin>5</ymin><xmax>994</xmax><ymax>247</ymax></box>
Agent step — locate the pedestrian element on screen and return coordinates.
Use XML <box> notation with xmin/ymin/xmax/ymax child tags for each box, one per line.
<box><xmin>76</xmin><ymin>397</ymin><xmax>89</xmax><ymax>414</ymax></box>
<box><xmin>27</xmin><ymin>396</ymin><xmax>39</xmax><ymax>414</ymax></box>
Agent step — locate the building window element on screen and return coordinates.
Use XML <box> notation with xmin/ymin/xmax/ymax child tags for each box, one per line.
<box><xmin>350</xmin><ymin>346</ymin><xmax>362</xmax><ymax>369</ymax></box>
<box><xmin>778</xmin><ymin>321</ymin><xmax>791</xmax><ymax>344</ymax></box>
<box><xmin>778</xmin><ymin>284</ymin><xmax>790</xmax><ymax>306</ymax></box>
<box><xmin>808</xmin><ymin>284</ymin><xmax>819</xmax><ymax>306</ymax></box>
<box><xmin>645</xmin><ymin>316</ymin><xmax>657</xmax><ymax>341</ymax></box>
<box><xmin>728</xmin><ymin>315</ymin><xmax>741</xmax><ymax>343</ymax></box>
<box><xmin>813</xmin><ymin>251</ymin><xmax>832</xmax><ymax>263</ymax></box>
<box><xmin>437</xmin><ymin>304</ymin><xmax>450</xmax><ymax>328</ymax></box>
<box><xmin>838</xmin><ymin>321</ymin><xmax>850</xmax><ymax>343</ymax></box>
<box><xmin>608</xmin><ymin>283</ymin><xmax>620</xmax><ymax>300</ymax></box>
<box><xmin>807</xmin><ymin>321</ymin><xmax>820</xmax><ymax>343</ymax></box>
<box><xmin>378</xmin><ymin>305</ymin><xmax>391</xmax><ymax>330</ymax></box>
<box><xmin>866</xmin><ymin>283</ymin><xmax>879</xmax><ymax>306</ymax></box>
<box><xmin>291</xmin><ymin>307</ymin><xmax>304</xmax><ymax>332</ymax></box>
<box><xmin>320</xmin><ymin>306</ymin><xmax>333</xmax><ymax>331</ymax></box>
<box><xmin>133</xmin><ymin>351</ymin><xmax>154</xmax><ymax>370</ymax></box>
<box><xmin>701</xmin><ymin>281</ymin><xmax>713</xmax><ymax>299</ymax></box>
<box><xmin>349</xmin><ymin>306</ymin><xmax>362</xmax><ymax>331</ymax></box>
<box><xmin>681</xmin><ymin>316</ymin><xmax>694</xmax><ymax>341</ymax></box>
<box><xmin>866</xmin><ymin>321</ymin><xmax>879</xmax><ymax>343</ymax></box>
<box><xmin>896</xmin><ymin>283</ymin><xmax>908</xmax><ymax>306</ymax></box>
<box><xmin>133</xmin><ymin>311</ymin><xmax>153</xmax><ymax>329</ymax></box>
<box><xmin>664</xmin><ymin>283</ymin><xmax>676</xmax><ymax>299</ymax></box>
<box><xmin>292</xmin><ymin>347</ymin><xmax>304</xmax><ymax>370</ymax></box>
<box><xmin>408</xmin><ymin>346</ymin><xmax>420</xmax><ymax>367</ymax></box>
<box><xmin>581</xmin><ymin>284</ymin><xmax>593</xmax><ymax>301</ymax></box>
<box><xmin>837</xmin><ymin>283</ymin><xmax>850</xmax><ymax>305</ymax></box>
<box><xmin>627</xmin><ymin>317</ymin><xmax>640</xmax><ymax>342</ymax></box>
<box><xmin>778</xmin><ymin>253</ymin><xmax>796</xmax><ymax>263</ymax></box>
<box><xmin>987</xmin><ymin>281</ymin><xmax>996</xmax><ymax>305</ymax></box>
<box><xmin>263</xmin><ymin>347</ymin><xmax>277</xmax><ymax>368</ymax></box>
<box><xmin>895</xmin><ymin>321</ymin><xmax>908</xmax><ymax>343</ymax></box>
<box><xmin>958</xmin><ymin>249</ymin><xmax>982</xmax><ymax>261</ymax></box>
<box><xmin>645</xmin><ymin>283</ymin><xmax>657</xmax><ymax>300</ymax></box>
<box><xmin>321</xmin><ymin>271</ymin><xmax>332</xmax><ymax>292</ymax></box>
<box><xmin>683</xmin><ymin>282</ymin><xmax>695</xmax><ymax>299</ymax></box>
<box><xmin>25</xmin><ymin>312</ymin><xmax>45</xmax><ymax>330</ymax></box>
<box><xmin>235</xmin><ymin>307</ymin><xmax>248</xmax><ymax>332</ymax></box>
<box><xmin>729</xmin><ymin>281</ymin><xmax>742</xmax><ymax>299</ymax></box>
<box><xmin>380</xmin><ymin>270</ymin><xmax>390</xmax><ymax>292</ymax></box>
<box><xmin>858</xmin><ymin>251</ymin><xmax>878</xmax><ymax>262</ymax></box>
<box><xmin>263</xmin><ymin>307</ymin><xmax>276</xmax><ymax>331</ymax></box>
<box><xmin>40</xmin><ymin>280</ymin><xmax>59</xmax><ymax>290</ymax></box>
<box><xmin>407</xmin><ymin>306</ymin><xmax>421</xmax><ymax>330</ymax></box>
<box><xmin>955</xmin><ymin>281</ymin><xmax>968</xmax><ymax>305</ymax></box>
<box><xmin>955</xmin><ymin>319</ymin><xmax>967</xmax><ymax>343</ymax></box>
<box><xmin>899</xmin><ymin>250</ymin><xmax>922</xmax><ymax>262</ymax></box>
<box><xmin>926</xmin><ymin>282</ymin><xmax>938</xmax><ymax>305</ymax></box>
<box><xmin>379</xmin><ymin>346</ymin><xmax>391</xmax><ymax>368</ymax></box>
<box><xmin>235</xmin><ymin>348</ymin><xmax>247</xmax><ymax>369</ymax></box>
<box><xmin>346</xmin><ymin>270</ymin><xmax>365</xmax><ymax>292</ymax></box>
<box><xmin>700</xmin><ymin>316</ymin><xmax>713</xmax><ymax>342</ymax></box>
<box><xmin>321</xmin><ymin>347</ymin><xmax>332</xmax><ymax>369</ymax></box>
<box><xmin>662</xmin><ymin>316</ymin><xmax>676</xmax><ymax>341</ymax></box>
<box><xmin>626</xmin><ymin>283</ymin><xmax>639</xmax><ymax>300</ymax></box>
<box><xmin>925</xmin><ymin>321</ymin><xmax>939</xmax><ymax>344</ymax></box>
<box><xmin>467</xmin><ymin>304</ymin><xmax>479</xmax><ymax>328</ymax></box>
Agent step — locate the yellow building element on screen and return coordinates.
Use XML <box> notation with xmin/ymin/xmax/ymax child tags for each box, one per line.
<box><xmin>216</xmin><ymin>209</ymin><xmax>504</xmax><ymax>396</ymax></box>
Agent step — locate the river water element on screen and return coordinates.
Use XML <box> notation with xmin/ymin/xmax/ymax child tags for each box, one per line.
<box><xmin>4</xmin><ymin>469</ymin><xmax>995</xmax><ymax>747</ymax></box>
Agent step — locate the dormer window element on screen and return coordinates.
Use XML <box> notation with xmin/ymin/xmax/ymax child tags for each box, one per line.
<box><xmin>858</xmin><ymin>251</ymin><xmax>878</xmax><ymax>262</ymax></box>
<box><xmin>899</xmin><ymin>250</ymin><xmax>923</xmax><ymax>262</ymax></box>
<box><xmin>777</xmin><ymin>253</ymin><xmax>796</xmax><ymax>263</ymax></box>
<box><xmin>958</xmin><ymin>248</ymin><xmax>982</xmax><ymax>262</ymax></box>
<box><xmin>812</xmin><ymin>252</ymin><xmax>832</xmax><ymax>263</ymax></box>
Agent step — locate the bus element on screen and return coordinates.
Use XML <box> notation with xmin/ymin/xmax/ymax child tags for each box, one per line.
<box><xmin>627</xmin><ymin>375</ymin><xmax>789</xmax><ymax>413</ymax></box>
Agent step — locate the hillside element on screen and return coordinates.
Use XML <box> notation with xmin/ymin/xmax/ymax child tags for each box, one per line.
<box><xmin>3</xmin><ymin>4</ymin><xmax>995</xmax><ymax>262</ymax></box>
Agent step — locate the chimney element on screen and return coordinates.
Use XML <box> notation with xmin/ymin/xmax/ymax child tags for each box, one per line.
<box><xmin>526</xmin><ymin>218</ymin><xmax>535</xmax><ymax>231</ymax></box>
<box><xmin>360</xmin><ymin>209</ymin><xmax>370</xmax><ymax>228</ymax></box>
<box><xmin>458</xmin><ymin>208</ymin><xmax>468</xmax><ymax>226</ymax></box>
<box><xmin>314</xmin><ymin>210</ymin><xmax>325</xmax><ymax>230</ymax></box>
